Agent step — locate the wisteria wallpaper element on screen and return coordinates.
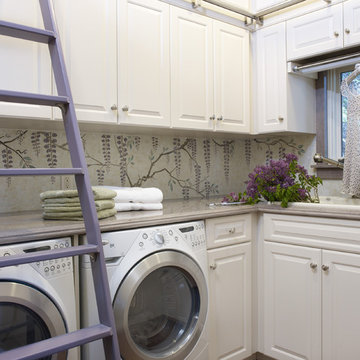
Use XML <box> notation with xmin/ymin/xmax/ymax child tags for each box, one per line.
<box><xmin>0</xmin><ymin>127</ymin><xmax>334</xmax><ymax>213</ymax></box>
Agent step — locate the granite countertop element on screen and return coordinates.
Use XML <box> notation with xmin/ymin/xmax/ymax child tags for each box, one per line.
<box><xmin>2</xmin><ymin>197</ymin><xmax>360</xmax><ymax>245</ymax></box>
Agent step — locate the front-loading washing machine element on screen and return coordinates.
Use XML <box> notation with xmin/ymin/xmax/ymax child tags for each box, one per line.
<box><xmin>81</xmin><ymin>220</ymin><xmax>209</xmax><ymax>360</ymax></box>
<box><xmin>0</xmin><ymin>237</ymin><xmax>78</xmax><ymax>360</ymax></box>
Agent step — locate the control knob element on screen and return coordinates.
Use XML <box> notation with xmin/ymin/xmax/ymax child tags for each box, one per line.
<box><xmin>154</xmin><ymin>233</ymin><xmax>165</xmax><ymax>245</ymax></box>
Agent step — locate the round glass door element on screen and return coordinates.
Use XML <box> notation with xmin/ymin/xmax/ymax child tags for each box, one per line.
<box><xmin>0</xmin><ymin>281</ymin><xmax>67</xmax><ymax>359</ymax></box>
<box><xmin>0</xmin><ymin>303</ymin><xmax>51</xmax><ymax>358</ymax></box>
<box><xmin>113</xmin><ymin>251</ymin><xmax>208</xmax><ymax>360</ymax></box>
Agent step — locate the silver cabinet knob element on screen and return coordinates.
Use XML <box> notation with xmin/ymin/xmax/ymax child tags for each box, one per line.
<box><xmin>345</xmin><ymin>28</ymin><xmax>351</xmax><ymax>34</ymax></box>
<box><xmin>323</xmin><ymin>0</ymin><xmax>331</xmax><ymax>3</ymax></box>
<box><xmin>217</xmin><ymin>116</ymin><xmax>223</xmax><ymax>121</ymax></box>
<box><xmin>110</xmin><ymin>104</ymin><xmax>117</xmax><ymax>111</ymax></box>
<box><xmin>102</xmin><ymin>240</ymin><xmax>109</xmax><ymax>246</ymax></box>
<box><xmin>228</xmin><ymin>227</ymin><xmax>236</xmax><ymax>234</ymax></box>
<box><xmin>334</xmin><ymin>31</ymin><xmax>339</xmax><ymax>37</ymax></box>
<box><xmin>322</xmin><ymin>265</ymin><xmax>329</xmax><ymax>271</ymax></box>
<box><xmin>122</xmin><ymin>105</ymin><xmax>129</xmax><ymax>112</ymax></box>
<box><xmin>210</xmin><ymin>264</ymin><xmax>217</xmax><ymax>270</ymax></box>
<box><xmin>310</xmin><ymin>263</ymin><xmax>318</xmax><ymax>269</ymax></box>
<box><xmin>278</xmin><ymin>116</ymin><xmax>284</xmax><ymax>122</ymax></box>
<box><xmin>210</xmin><ymin>114</ymin><xmax>215</xmax><ymax>121</ymax></box>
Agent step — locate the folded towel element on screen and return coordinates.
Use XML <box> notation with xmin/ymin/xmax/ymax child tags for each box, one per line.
<box><xmin>42</xmin><ymin>200</ymin><xmax>115</xmax><ymax>212</ymax></box>
<box><xmin>42</xmin><ymin>208</ymin><xmax>117</xmax><ymax>220</ymax></box>
<box><xmin>100</xmin><ymin>186</ymin><xmax>163</xmax><ymax>204</ymax></box>
<box><xmin>40</xmin><ymin>187</ymin><xmax>116</xmax><ymax>201</ymax></box>
<box><xmin>114</xmin><ymin>202</ymin><xmax>163</xmax><ymax>211</ymax></box>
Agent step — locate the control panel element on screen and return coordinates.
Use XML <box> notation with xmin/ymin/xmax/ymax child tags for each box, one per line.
<box><xmin>0</xmin><ymin>238</ymin><xmax>73</xmax><ymax>278</ymax></box>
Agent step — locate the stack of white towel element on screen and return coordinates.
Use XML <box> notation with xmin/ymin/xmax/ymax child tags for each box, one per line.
<box><xmin>100</xmin><ymin>186</ymin><xmax>163</xmax><ymax>211</ymax></box>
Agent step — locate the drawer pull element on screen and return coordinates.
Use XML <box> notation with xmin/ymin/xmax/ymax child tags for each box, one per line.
<box><xmin>334</xmin><ymin>31</ymin><xmax>339</xmax><ymax>37</ymax></box>
<box><xmin>228</xmin><ymin>227</ymin><xmax>236</xmax><ymax>234</ymax></box>
<box><xmin>322</xmin><ymin>265</ymin><xmax>329</xmax><ymax>272</ymax></box>
<box><xmin>310</xmin><ymin>263</ymin><xmax>317</xmax><ymax>270</ymax></box>
<box><xmin>210</xmin><ymin>264</ymin><xmax>217</xmax><ymax>270</ymax></box>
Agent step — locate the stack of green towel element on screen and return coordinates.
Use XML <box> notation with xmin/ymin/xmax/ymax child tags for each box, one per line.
<box><xmin>40</xmin><ymin>187</ymin><xmax>117</xmax><ymax>220</ymax></box>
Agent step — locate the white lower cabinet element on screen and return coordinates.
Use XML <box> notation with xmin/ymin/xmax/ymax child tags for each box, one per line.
<box><xmin>206</xmin><ymin>215</ymin><xmax>252</xmax><ymax>360</ymax></box>
<box><xmin>264</xmin><ymin>242</ymin><xmax>321</xmax><ymax>360</ymax></box>
<box><xmin>263</xmin><ymin>220</ymin><xmax>360</xmax><ymax>360</ymax></box>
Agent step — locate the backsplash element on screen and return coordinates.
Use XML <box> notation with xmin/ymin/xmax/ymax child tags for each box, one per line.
<box><xmin>0</xmin><ymin>127</ymin><xmax>329</xmax><ymax>213</ymax></box>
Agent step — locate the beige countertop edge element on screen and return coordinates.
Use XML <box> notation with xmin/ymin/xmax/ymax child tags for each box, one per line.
<box><xmin>1</xmin><ymin>198</ymin><xmax>360</xmax><ymax>244</ymax></box>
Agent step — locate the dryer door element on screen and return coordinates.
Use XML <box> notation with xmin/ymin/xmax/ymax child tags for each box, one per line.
<box><xmin>0</xmin><ymin>281</ymin><xmax>67</xmax><ymax>359</ymax></box>
<box><xmin>113</xmin><ymin>250</ymin><xmax>208</xmax><ymax>360</ymax></box>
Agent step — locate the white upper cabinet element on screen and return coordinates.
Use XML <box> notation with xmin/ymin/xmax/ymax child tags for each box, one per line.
<box><xmin>171</xmin><ymin>7</ymin><xmax>250</xmax><ymax>133</ymax></box>
<box><xmin>118</xmin><ymin>0</ymin><xmax>170</xmax><ymax>128</ymax></box>
<box><xmin>214</xmin><ymin>22</ymin><xmax>250</xmax><ymax>133</ymax></box>
<box><xmin>255</xmin><ymin>22</ymin><xmax>315</xmax><ymax>134</ymax></box>
<box><xmin>254</xmin><ymin>0</ymin><xmax>285</xmax><ymax>13</ymax></box>
<box><xmin>53</xmin><ymin>0</ymin><xmax>117</xmax><ymax>123</ymax></box>
<box><xmin>287</xmin><ymin>4</ymin><xmax>343</xmax><ymax>61</ymax></box>
<box><xmin>0</xmin><ymin>0</ymin><xmax>52</xmax><ymax>120</ymax></box>
<box><xmin>170</xmin><ymin>7</ymin><xmax>214</xmax><ymax>131</ymax></box>
<box><xmin>343</xmin><ymin>0</ymin><xmax>360</xmax><ymax>48</ymax></box>
<box><xmin>217</xmin><ymin>0</ymin><xmax>250</xmax><ymax>12</ymax></box>
<box><xmin>255</xmin><ymin>22</ymin><xmax>287</xmax><ymax>133</ymax></box>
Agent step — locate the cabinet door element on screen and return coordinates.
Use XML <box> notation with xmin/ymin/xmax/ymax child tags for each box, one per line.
<box><xmin>216</xmin><ymin>0</ymin><xmax>250</xmax><ymax>12</ymax></box>
<box><xmin>118</xmin><ymin>0</ymin><xmax>170</xmax><ymax>127</ymax></box>
<box><xmin>286</xmin><ymin>4</ymin><xmax>343</xmax><ymax>61</ymax></box>
<box><xmin>0</xmin><ymin>0</ymin><xmax>51</xmax><ymax>119</ymax></box>
<box><xmin>264</xmin><ymin>242</ymin><xmax>321</xmax><ymax>360</ymax></box>
<box><xmin>254</xmin><ymin>0</ymin><xmax>285</xmax><ymax>12</ymax></box>
<box><xmin>208</xmin><ymin>243</ymin><xmax>252</xmax><ymax>360</ymax></box>
<box><xmin>255</xmin><ymin>23</ymin><xmax>287</xmax><ymax>133</ymax></box>
<box><xmin>53</xmin><ymin>0</ymin><xmax>117</xmax><ymax>123</ymax></box>
<box><xmin>213</xmin><ymin>21</ymin><xmax>250</xmax><ymax>133</ymax></box>
<box><xmin>170</xmin><ymin>7</ymin><xmax>214</xmax><ymax>130</ymax></box>
<box><xmin>343</xmin><ymin>0</ymin><xmax>360</xmax><ymax>48</ymax></box>
<box><xmin>322</xmin><ymin>250</ymin><xmax>360</xmax><ymax>360</ymax></box>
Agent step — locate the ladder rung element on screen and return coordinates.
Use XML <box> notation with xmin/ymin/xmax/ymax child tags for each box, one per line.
<box><xmin>0</xmin><ymin>244</ymin><xmax>99</xmax><ymax>268</ymax></box>
<box><xmin>0</xmin><ymin>20</ymin><xmax>56</xmax><ymax>44</ymax></box>
<box><xmin>0</xmin><ymin>168</ymin><xmax>84</xmax><ymax>176</ymax></box>
<box><xmin>0</xmin><ymin>325</ymin><xmax>113</xmax><ymax>360</ymax></box>
<box><xmin>0</xmin><ymin>89</ymin><xmax>69</xmax><ymax>107</ymax></box>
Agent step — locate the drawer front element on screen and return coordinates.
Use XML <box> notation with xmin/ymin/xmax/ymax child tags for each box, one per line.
<box><xmin>263</xmin><ymin>213</ymin><xmax>360</xmax><ymax>253</ymax></box>
<box><xmin>206</xmin><ymin>214</ymin><xmax>252</xmax><ymax>249</ymax></box>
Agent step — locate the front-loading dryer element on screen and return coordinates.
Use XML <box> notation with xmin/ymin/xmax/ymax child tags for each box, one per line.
<box><xmin>0</xmin><ymin>238</ymin><xmax>78</xmax><ymax>359</ymax></box>
<box><xmin>81</xmin><ymin>220</ymin><xmax>209</xmax><ymax>360</ymax></box>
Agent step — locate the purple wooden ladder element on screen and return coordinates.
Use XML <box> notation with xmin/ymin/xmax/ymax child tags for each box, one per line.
<box><xmin>0</xmin><ymin>1</ymin><xmax>121</xmax><ymax>359</ymax></box>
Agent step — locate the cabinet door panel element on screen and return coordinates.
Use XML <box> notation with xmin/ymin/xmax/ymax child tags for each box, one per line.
<box><xmin>256</xmin><ymin>23</ymin><xmax>287</xmax><ymax>133</ymax></box>
<box><xmin>171</xmin><ymin>7</ymin><xmax>214</xmax><ymax>130</ymax></box>
<box><xmin>0</xmin><ymin>0</ymin><xmax>51</xmax><ymax>119</ymax></box>
<box><xmin>208</xmin><ymin>243</ymin><xmax>251</xmax><ymax>359</ymax></box>
<box><xmin>323</xmin><ymin>250</ymin><xmax>360</xmax><ymax>360</ymax></box>
<box><xmin>118</xmin><ymin>0</ymin><xmax>170</xmax><ymax>127</ymax></box>
<box><xmin>214</xmin><ymin>21</ymin><xmax>250</xmax><ymax>133</ymax></box>
<box><xmin>53</xmin><ymin>0</ymin><xmax>117</xmax><ymax>123</ymax></box>
<box><xmin>264</xmin><ymin>242</ymin><xmax>321</xmax><ymax>360</ymax></box>
<box><xmin>344</xmin><ymin>0</ymin><xmax>360</xmax><ymax>48</ymax></box>
<box><xmin>286</xmin><ymin>4</ymin><xmax>343</xmax><ymax>61</ymax></box>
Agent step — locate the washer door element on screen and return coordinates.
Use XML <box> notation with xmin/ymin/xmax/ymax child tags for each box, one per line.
<box><xmin>0</xmin><ymin>281</ymin><xmax>67</xmax><ymax>359</ymax></box>
<box><xmin>113</xmin><ymin>250</ymin><xmax>208</xmax><ymax>360</ymax></box>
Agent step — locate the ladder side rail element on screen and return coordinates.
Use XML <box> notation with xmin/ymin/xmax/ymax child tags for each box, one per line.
<box><xmin>38</xmin><ymin>1</ymin><xmax>121</xmax><ymax>359</ymax></box>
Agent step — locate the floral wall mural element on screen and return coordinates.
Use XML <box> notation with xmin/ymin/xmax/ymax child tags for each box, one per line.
<box><xmin>0</xmin><ymin>127</ymin><xmax>319</xmax><ymax>213</ymax></box>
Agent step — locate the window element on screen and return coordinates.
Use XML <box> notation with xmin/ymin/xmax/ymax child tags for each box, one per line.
<box><xmin>315</xmin><ymin>65</ymin><xmax>360</xmax><ymax>179</ymax></box>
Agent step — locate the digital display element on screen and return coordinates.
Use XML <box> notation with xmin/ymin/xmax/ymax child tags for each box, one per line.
<box><xmin>23</xmin><ymin>246</ymin><xmax>51</xmax><ymax>253</ymax></box>
<box><xmin>179</xmin><ymin>226</ymin><xmax>194</xmax><ymax>233</ymax></box>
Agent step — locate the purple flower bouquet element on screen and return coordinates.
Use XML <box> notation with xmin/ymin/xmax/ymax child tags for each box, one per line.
<box><xmin>223</xmin><ymin>154</ymin><xmax>322</xmax><ymax>208</ymax></box>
